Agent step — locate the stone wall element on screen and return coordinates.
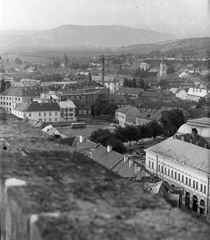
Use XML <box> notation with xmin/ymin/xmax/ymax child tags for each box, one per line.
<box><xmin>0</xmin><ymin>108</ymin><xmax>210</xmax><ymax>240</ymax></box>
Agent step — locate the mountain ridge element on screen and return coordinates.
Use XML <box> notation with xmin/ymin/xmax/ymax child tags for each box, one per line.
<box><xmin>0</xmin><ymin>24</ymin><xmax>175</xmax><ymax>49</ymax></box>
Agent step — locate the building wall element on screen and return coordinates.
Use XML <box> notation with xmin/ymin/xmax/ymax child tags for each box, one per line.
<box><xmin>0</xmin><ymin>95</ymin><xmax>36</xmax><ymax>111</ymax></box>
<box><xmin>60</xmin><ymin>108</ymin><xmax>76</xmax><ymax>122</ymax></box>
<box><xmin>12</xmin><ymin>110</ymin><xmax>61</xmax><ymax>122</ymax></box>
<box><xmin>145</xmin><ymin>150</ymin><xmax>210</xmax><ymax>216</ymax></box>
<box><xmin>176</xmin><ymin>90</ymin><xmax>188</xmax><ymax>100</ymax></box>
<box><xmin>61</xmin><ymin>91</ymin><xmax>100</xmax><ymax>107</ymax></box>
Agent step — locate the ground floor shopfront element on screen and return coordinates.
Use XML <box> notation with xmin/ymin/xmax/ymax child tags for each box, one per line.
<box><xmin>182</xmin><ymin>190</ymin><xmax>209</xmax><ymax>217</ymax></box>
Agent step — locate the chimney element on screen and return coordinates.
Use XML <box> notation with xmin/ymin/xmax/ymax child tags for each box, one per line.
<box><xmin>107</xmin><ymin>145</ymin><xmax>112</xmax><ymax>152</ymax></box>
<box><xmin>129</xmin><ymin>159</ymin><xmax>133</xmax><ymax>167</ymax></box>
<box><xmin>124</xmin><ymin>155</ymin><xmax>128</xmax><ymax>163</ymax></box>
<box><xmin>102</xmin><ymin>55</ymin><xmax>105</xmax><ymax>86</ymax></box>
<box><xmin>79</xmin><ymin>135</ymin><xmax>84</xmax><ymax>143</ymax></box>
<box><xmin>192</xmin><ymin>128</ymin><xmax>198</xmax><ymax>140</ymax></box>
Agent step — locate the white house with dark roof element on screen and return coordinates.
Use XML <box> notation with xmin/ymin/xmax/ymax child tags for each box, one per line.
<box><xmin>12</xmin><ymin>101</ymin><xmax>61</xmax><ymax>122</ymax></box>
<box><xmin>115</xmin><ymin>106</ymin><xmax>140</xmax><ymax>127</ymax></box>
<box><xmin>145</xmin><ymin>117</ymin><xmax>210</xmax><ymax>218</ymax></box>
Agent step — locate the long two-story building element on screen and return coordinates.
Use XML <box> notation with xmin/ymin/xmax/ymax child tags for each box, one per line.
<box><xmin>145</xmin><ymin>118</ymin><xmax>210</xmax><ymax>218</ymax></box>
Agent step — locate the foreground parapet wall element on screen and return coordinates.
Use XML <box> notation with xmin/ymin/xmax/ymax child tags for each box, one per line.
<box><xmin>0</xmin><ymin>108</ymin><xmax>210</xmax><ymax>240</ymax></box>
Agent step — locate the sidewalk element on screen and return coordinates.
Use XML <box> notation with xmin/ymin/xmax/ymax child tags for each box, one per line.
<box><xmin>180</xmin><ymin>205</ymin><xmax>210</xmax><ymax>225</ymax></box>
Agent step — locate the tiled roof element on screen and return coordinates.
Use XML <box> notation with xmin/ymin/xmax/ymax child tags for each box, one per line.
<box><xmin>72</xmin><ymin>99</ymin><xmax>91</xmax><ymax>110</ymax></box>
<box><xmin>14</xmin><ymin>101</ymin><xmax>60</xmax><ymax>112</ymax></box>
<box><xmin>107</xmin><ymin>94</ymin><xmax>134</xmax><ymax>105</ymax></box>
<box><xmin>111</xmin><ymin>159</ymin><xmax>136</xmax><ymax>178</ymax></box>
<box><xmin>115</xmin><ymin>87</ymin><xmax>144</xmax><ymax>95</ymax></box>
<box><xmin>58</xmin><ymin>101</ymin><xmax>76</xmax><ymax>109</ymax></box>
<box><xmin>116</xmin><ymin>105</ymin><xmax>137</xmax><ymax>114</ymax></box>
<box><xmin>146</xmin><ymin>137</ymin><xmax>210</xmax><ymax>174</ymax></box>
<box><xmin>92</xmin><ymin>144</ymin><xmax>123</xmax><ymax>170</ymax></box>
<box><xmin>0</xmin><ymin>86</ymin><xmax>45</xmax><ymax>97</ymax></box>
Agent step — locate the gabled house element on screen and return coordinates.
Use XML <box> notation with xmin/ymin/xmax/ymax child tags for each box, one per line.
<box><xmin>115</xmin><ymin>106</ymin><xmax>140</xmax><ymax>127</ymax></box>
<box><xmin>12</xmin><ymin>101</ymin><xmax>61</xmax><ymax>122</ymax></box>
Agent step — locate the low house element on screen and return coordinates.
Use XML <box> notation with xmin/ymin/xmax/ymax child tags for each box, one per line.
<box><xmin>187</xmin><ymin>88</ymin><xmax>209</xmax><ymax>102</ymax></box>
<box><xmin>115</xmin><ymin>106</ymin><xmax>140</xmax><ymax>127</ymax></box>
<box><xmin>176</xmin><ymin>89</ymin><xmax>188</xmax><ymax>100</ymax></box>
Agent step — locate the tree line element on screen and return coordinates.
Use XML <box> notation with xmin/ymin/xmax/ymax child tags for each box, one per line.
<box><xmin>90</xmin><ymin>109</ymin><xmax>185</xmax><ymax>154</ymax></box>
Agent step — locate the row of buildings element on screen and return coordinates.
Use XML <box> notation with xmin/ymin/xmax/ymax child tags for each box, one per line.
<box><xmin>39</xmin><ymin>116</ymin><xmax>210</xmax><ymax>219</ymax></box>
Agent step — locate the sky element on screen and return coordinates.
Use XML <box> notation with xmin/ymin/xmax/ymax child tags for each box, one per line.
<box><xmin>0</xmin><ymin>0</ymin><xmax>209</xmax><ymax>31</ymax></box>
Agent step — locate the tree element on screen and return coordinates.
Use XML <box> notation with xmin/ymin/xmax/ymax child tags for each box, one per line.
<box><xmin>92</xmin><ymin>98</ymin><xmax>118</xmax><ymax>117</ymax></box>
<box><xmin>132</xmin><ymin>78</ymin><xmax>137</xmax><ymax>88</ymax></box>
<box><xmin>157</xmin><ymin>79</ymin><xmax>169</xmax><ymax>89</ymax></box>
<box><xmin>53</xmin><ymin>61</ymin><xmax>61</xmax><ymax>68</ymax></box>
<box><xmin>123</xmin><ymin>78</ymin><xmax>129</xmax><ymax>87</ymax></box>
<box><xmin>14</xmin><ymin>57</ymin><xmax>22</xmax><ymax>65</ymax></box>
<box><xmin>167</xmin><ymin>109</ymin><xmax>185</xmax><ymax>133</ymax></box>
<box><xmin>146</xmin><ymin>121</ymin><xmax>163</xmax><ymax>139</ymax></box>
<box><xmin>107</xmin><ymin>138</ymin><xmax>126</xmax><ymax>154</ymax></box>
<box><xmin>90</xmin><ymin>129</ymin><xmax>114</xmax><ymax>146</ymax></box>
<box><xmin>166</xmin><ymin>66</ymin><xmax>175</xmax><ymax>74</ymax></box>
<box><xmin>90</xmin><ymin>129</ymin><xmax>126</xmax><ymax>154</ymax></box>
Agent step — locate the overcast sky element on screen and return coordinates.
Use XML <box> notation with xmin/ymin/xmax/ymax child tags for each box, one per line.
<box><xmin>0</xmin><ymin>0</ymin><xmax>209</xmax><ymax>31</ymax></box>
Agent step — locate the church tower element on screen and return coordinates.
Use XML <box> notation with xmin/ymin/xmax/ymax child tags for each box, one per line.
<box><xmin>158</xmin><ymin>59</ymin><xmax>167</xmax><ymax>78</ymax></box>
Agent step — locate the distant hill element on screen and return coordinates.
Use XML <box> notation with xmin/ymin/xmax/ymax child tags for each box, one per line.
<box><xmin>118</xmin><ymin>37</ymin><xmax>210</xmax><ymax>58</ymax></box>
<box><xmin>128</xmin><ymin>22</ymin><xmax>210</xmax><ymax>39</ymax></box>
<box><xmin>0</xmin><ymin>25</ymin><xmax>174</xmax><ymax>49</ymax></box>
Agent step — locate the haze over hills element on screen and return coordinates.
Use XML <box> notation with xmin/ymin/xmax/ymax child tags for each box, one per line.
<box><xmin>128</xmin><ymin>22</ymin><xmax>210</xmax><ymax>39</ymax></box>
<box><xmin>0</xmin><ymin>25</ymin><xmax>174</xmax><ymax>49</ymax></box>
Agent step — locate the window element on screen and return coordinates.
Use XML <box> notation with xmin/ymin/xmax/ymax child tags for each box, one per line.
<box><xmin>189</xmin><ymin>179</ymin><xmax>191</xmax><ymax>187</ymax></box>
<box><xmin>44</xmin><ymin>113</ymin><xmax>46</xmax><ymax>116</ymax></box>
<box><xmin>171</xmin><ymin>170</ymin><xmax>173</xmax><ymax>178</ymax></box>
<box><xmin>152</xmin><ymin>162</ymin><xmax>154</xmax><ymax>169</ymax></box>
<box><xmin>55</xmin><ymin>118</ymin><xmax>57</xmax><ymax>121</ymax></box>
<box><xmin>18</xmin><ymin>98</ymin><xmax>20</xmax><ymax>101</ymax></box>
<box><xmin>204</xmin><ymin>185</ymin><xmax>206</xmax><ymax>194</ymax></box>
<box><xmin>149</xmin><ymin>161</ymin><xmax>151</xmax><ymax>168</ymax></box>
<box><xmin>182</xmin><ymin>175</ymin><xmax>184</xmax><ymax>183</ymax></box>
<box><xmin>168</xmin><ymin>169</ymin><xmax>170</xmax><ymax>176</ymax></box>
<box><xmin>29</xmin><ymin>113</ymin><xmax>31</xmax><ymax>117</ymax></box>
<box><xmin>186</xmin><ymin>177</ymin><xmax>188</xmax><ymax>185</ymax></box>
<box><xmin>193</xmin><ymin>180</ymin><xmax>195</xmax><ymax>188</ymax></box>
<box><xmin>161</xmin><ymin>166</ymin><xmax>163</xmax><ymax>173</ymax></box>
<box><xmin>196</xmin><ymin>182</ymin><xmax>198</xmax><ymax>190</ymax></box>
<box><xmin>55</xmin><ymin>112</ymin><xmax>57</xmax><ymax>116</ymax></box>
<box><xmin>49</xmin><ymin>118</ymin><xmax>51</xmax><ymax>122</ymax></box>
<box><xmin>49</xmin><ymin>112</ymin><xmax>51</xmax><ymax>116</ymax></box>
<box><xmin>200</xmin><ymin>184</ymin><xmax>203</xmax><ymax>192</ymax></box>
<box><xmin>174</xmin><ymin>172</ymin><xmax>177</xmax><ymax>180</ymax></box>
<box><xmin>39</xmin><ymin>113</ymin><xmax>41</xmax><ymax>116</ymax></box>
<box><xmin>44</xmin><ymin>119</ymin><xmax>46</xmax><ymax>122</ymax></box>
<box><xmin>165</xmin><ymin>167</ymin><xmax>167</xmax><ymax>175</ymax></box>
<box><xmin>158</xmin><ymin>164</ymin><xmax>160</xmax><ymax>172</ymax></box>
<box><xmin>178</xmin><ymin>173</ymin><xmax>180</xmax><ymax>181</ymax></box>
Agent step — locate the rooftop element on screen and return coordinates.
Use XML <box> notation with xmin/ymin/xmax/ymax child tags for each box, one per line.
<box><xmin>146</xmin><ymin>137</ymin><xmax>210</xmax><ymax>174</ymax></box>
